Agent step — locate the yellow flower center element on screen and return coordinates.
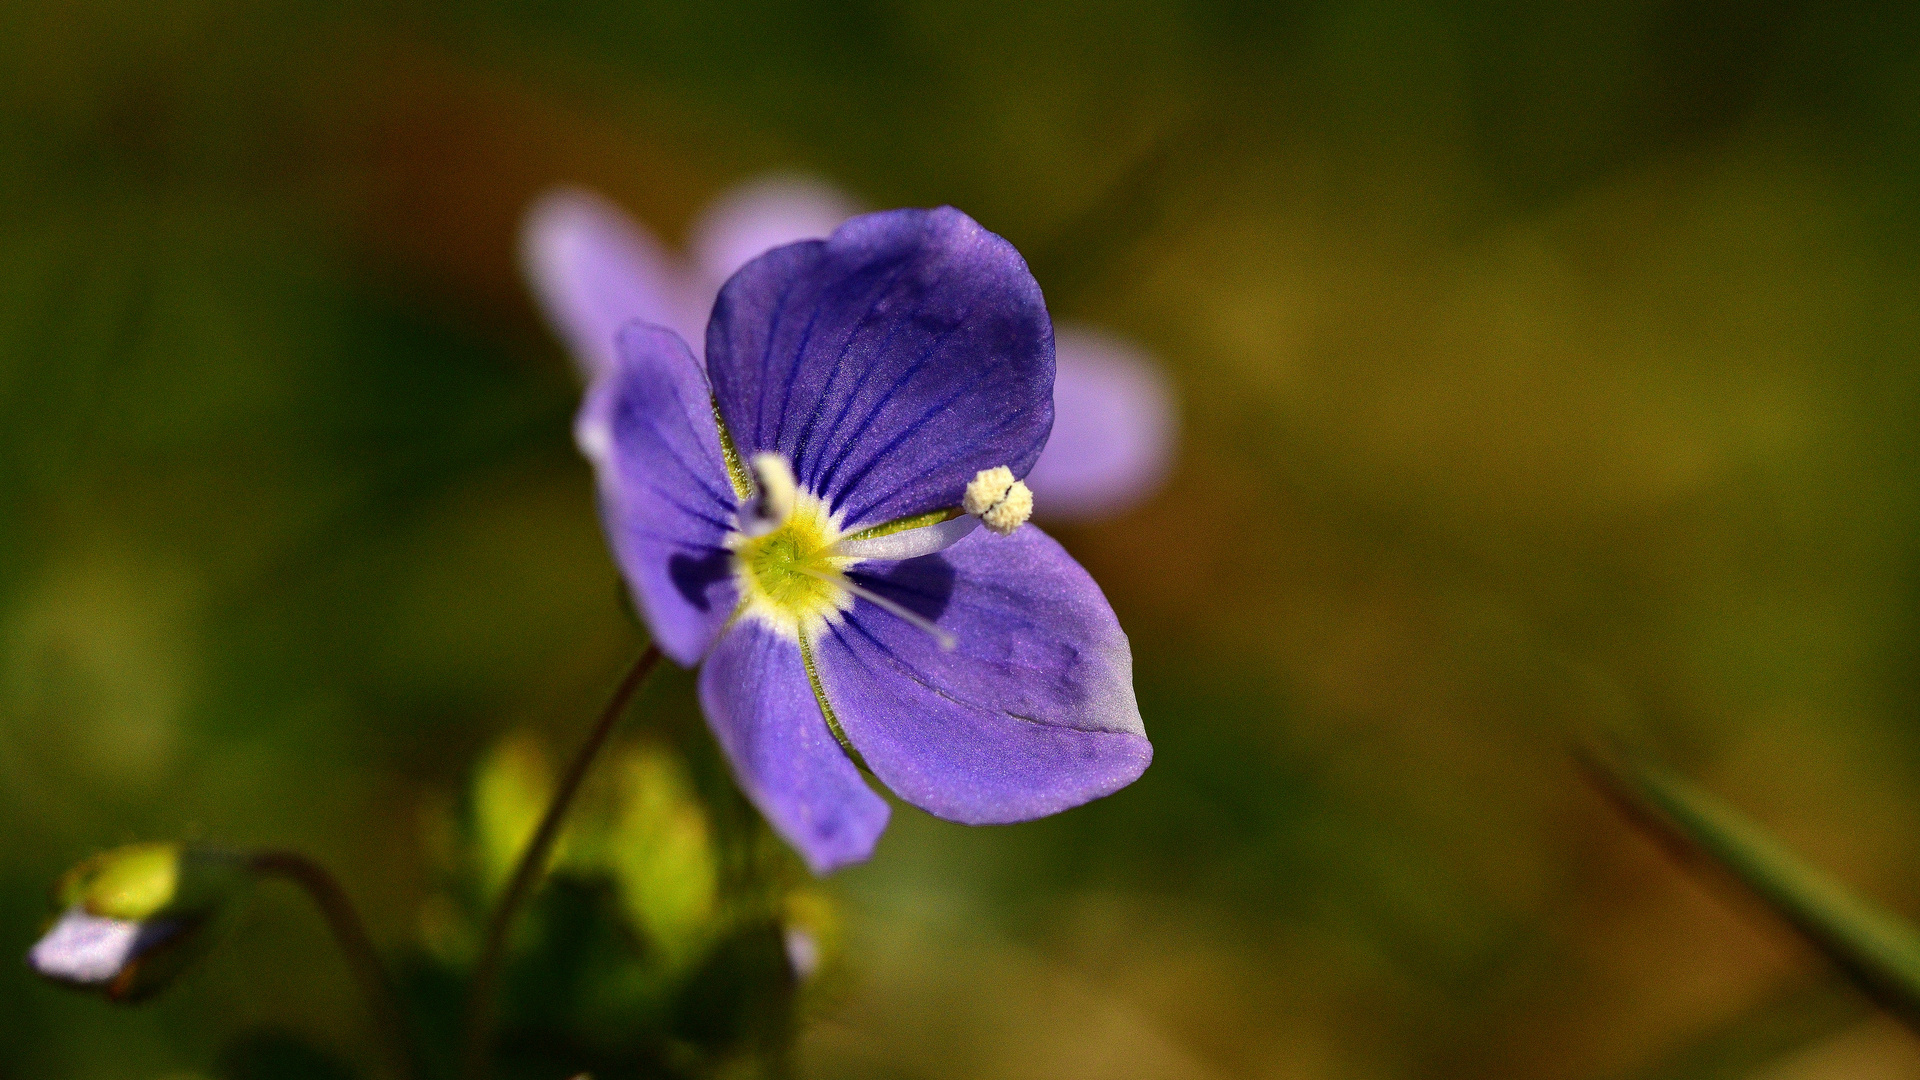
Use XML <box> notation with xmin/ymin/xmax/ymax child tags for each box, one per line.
<box><xmin>720</xmin><ymin>451</ymin><xmax>1020</xmax><ymax>652</ymax></box>
<box><xmin>729</xmin><ymin>490</ymin><xmax>853</xmax><ymax>640</ymax></box>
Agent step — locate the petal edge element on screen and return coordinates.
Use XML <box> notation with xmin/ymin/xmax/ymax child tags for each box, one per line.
<box><xmin>583</xmin><ymin>323</ymin><xmax>740</xmax><ymax>665</ymax></box>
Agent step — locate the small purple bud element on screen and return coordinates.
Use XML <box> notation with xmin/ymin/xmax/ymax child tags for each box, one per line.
<box><xmin>27</xmin><ymin>905</ymin><xmax>204</xmax><ymax>1002</ymax></box>
<box><xmin>27</xmin><ymin>843</ymin><xmax>247</xmax><ymax>1002</ymax></box>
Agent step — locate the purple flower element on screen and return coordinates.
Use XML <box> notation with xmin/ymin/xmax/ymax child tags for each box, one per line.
<box><xmin>524</xmin><ymin>178</ymin><xmax>1176</xmax><ymax>521</ymax></box>
<box><xmin>1026</xmin><ymin>326</ymin><xmax>1176</xmax><ymax>521</ymax></box>
<box><xmin>565</xmin><ymin>206</ymin><xmax>1151</xmax><ymax>873</ymax></box>
<box><xmin>521</xmin><ymin>186</ymin><xmax>707</xmax><ymax>376</ymax></box>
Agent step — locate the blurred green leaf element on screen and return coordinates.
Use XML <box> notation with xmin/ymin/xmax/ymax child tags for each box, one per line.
<box><xmin>472</xmin><ymin>733</ymin><xmax>554</xmax><ymax>900</ymax></box>
<box><xmin>1583</xmin><ymin>742</ymin><xmax>1920</xmax><ymax>1033</ymax></box>
<box><xmin>603</xmin><ymin>743</ymin><xmax>719</xmax><ymax>973</ymax></box>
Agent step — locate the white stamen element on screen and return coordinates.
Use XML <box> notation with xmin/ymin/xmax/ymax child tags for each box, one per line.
<box><xmin>739</xmin><ymin>453</ymin><xmax>798</xmax><ymax>537</ymax></box>
<box><xmin>796</xmin><ymin>566</ymin><xmax>956</xmax><ymax>651</ymax></box>
<box><xmin>962</xmin><ymin>466</ymin><xmax>1033</xmax><ymax>536</ymax></box>
<box><xmin>832</xmin><ymin>514</ymin><xmax>980</xmax><ymax>561</ymax></box>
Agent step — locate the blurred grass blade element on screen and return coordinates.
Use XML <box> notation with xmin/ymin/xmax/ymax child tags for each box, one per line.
<box><xmin>1581</xmin><ymin>742</ymin><xmax>1920</xmax><ymax>1034</ymax></box>
<box><xmin>1622</xmin><ymin>976</ymin><xmax>1866</xmax><ymax>1080</ymax></box>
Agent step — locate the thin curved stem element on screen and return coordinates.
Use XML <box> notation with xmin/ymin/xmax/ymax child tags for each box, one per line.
<box><xmin>459</xmin><ymin>645</ymin><xmax>664</xmax><ymax>1080</ymax></box>
<box><xmin>248</xmin><ymin>849</ymin><xmax>417</xmax><ymax>1080</ymax></box>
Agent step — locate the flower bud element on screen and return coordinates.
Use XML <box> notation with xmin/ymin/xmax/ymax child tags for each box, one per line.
<box><xmin>27</xmin><ymin>843</ymin><xmax>249</xmax><ymax>1002</ymax></box>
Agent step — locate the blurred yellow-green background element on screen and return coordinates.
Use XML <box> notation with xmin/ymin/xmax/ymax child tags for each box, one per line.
<box><xmin>7</xmin><ymin>0</ymin><xmax>1920</xmax><ymax>1076</ymax></box>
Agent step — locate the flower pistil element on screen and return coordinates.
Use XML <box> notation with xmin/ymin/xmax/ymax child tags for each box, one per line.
<box><xmin>728</xmin><ymin>454</ymin><xmax>855</xmax><ymax>641</ymax></box>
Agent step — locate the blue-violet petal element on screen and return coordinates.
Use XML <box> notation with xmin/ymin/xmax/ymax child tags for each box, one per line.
<box><xmin>581</xmin><ymin>323</ymin><xmax>739</xmax><ymax>665</ymax></box>
<box><xmin>698</xmin><ymin>623</ymin><xmax>892</xmax><ymax>874</ymax></box>
<box><xmin>815</xmin><ymin>526</ymin><xmax>1150</xmax><ymax>825</ymax></box>
<box><xmin>690</xmin><ymin>175</ymin><xmax>861</xmax><ymax>288</ymax></box>
<box><xmin>705</xmin><ymin>207</ymin><xmax>1055</xmax><ymax>531</ymax></box>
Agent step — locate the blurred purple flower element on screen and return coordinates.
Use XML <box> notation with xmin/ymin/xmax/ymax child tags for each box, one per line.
<box><xmin>688</xmin><ymin>175</ymin><xmax>863</xmax><ymax>297</ymax></box>
<box><xmin>568</xmin><ymin>207</ymin><xmax>1150</xmax><ymax>873</ymax></box>
<box><xmin>1027</xmin><ymin>326</ymin><xmax>1175</xmax><ymax>520</ymax></box>
<box><xmin>524</xmin><ymin>177</ymin><xmax>1176</xmax><ymax>521</ymax></box>
<box><xmin>520</xmin><ymin>185</ymin><xmax>705</xmax><ymax>376</ymax></box>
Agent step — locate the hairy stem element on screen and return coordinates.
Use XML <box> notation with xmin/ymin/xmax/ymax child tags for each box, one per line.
<box><xmin>248</xmin><ymin>849</ymin><xmax>417</xmax><ymax>1080</ymax></box>
<box><xmin>459</xmin><ymin>645</ymin><xmax>664</xmax><ymax>1079</ymax></box>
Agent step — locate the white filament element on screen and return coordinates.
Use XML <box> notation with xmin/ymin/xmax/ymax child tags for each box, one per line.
<box><xmin>797</xmin><ymin>566</ymin><xmax>956</xmax><ymax>651</ymax></box>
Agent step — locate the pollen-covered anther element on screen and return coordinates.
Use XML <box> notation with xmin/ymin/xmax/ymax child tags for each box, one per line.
<box><xmin>962</xmin><ymin>466</ymin><xmax>1034</xmax><ymax>536</ymax></box>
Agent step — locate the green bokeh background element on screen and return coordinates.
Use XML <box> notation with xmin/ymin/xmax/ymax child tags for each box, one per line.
<box><xmin>7</xmin><ymin>0</ymin><xmax>1920</xmax><ymax>1076</ymax></box>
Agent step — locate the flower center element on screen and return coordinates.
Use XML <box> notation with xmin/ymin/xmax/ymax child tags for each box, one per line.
<box><xmin>728</xmin><ymin>483</ymin><xmax>854</xmax><ymax>641</ymax></box>
<box><xmin>724</xmin><ymin>454</ymin><xmax>1032</xmax><ymax>650</ymax></box>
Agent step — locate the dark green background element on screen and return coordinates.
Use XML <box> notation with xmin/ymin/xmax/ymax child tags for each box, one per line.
<box><xmin>6</xmin><ymin>1</ymin><xmax>1920</xmax><ymax>1076</ymax></box>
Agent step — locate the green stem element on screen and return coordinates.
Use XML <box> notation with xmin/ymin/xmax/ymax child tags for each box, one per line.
<box><xmin>1579</xmin><ymin>739</ymin><xmax>1920</xmax><ymax>1035</ymax></box>
<box><xmin>247</xmin><ymin>849</ymin><xmax>417</xmax><ymax>1080</ymax></box>
<box><xmin>459</xmin><ymin>645</ymin><xmax>664</xmax><ymax>1079</ymax></box>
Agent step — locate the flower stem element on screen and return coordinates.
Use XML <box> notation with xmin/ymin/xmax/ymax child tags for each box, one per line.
<box><xmin>247</xmin><ymin>849</ymin><xmax>417</xmax><ymax>1080</ymax></box>
<box><xmin>459</xmin><ymin>645</ymin><xmax>664</xmax><ymax>1080</ymax></box>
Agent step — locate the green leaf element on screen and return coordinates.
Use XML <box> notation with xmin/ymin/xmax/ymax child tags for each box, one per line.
<box><xmin>1581</xmin><ymin>742</ymin><xmax>1920</xmax><ymax>1033</ymax></box>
